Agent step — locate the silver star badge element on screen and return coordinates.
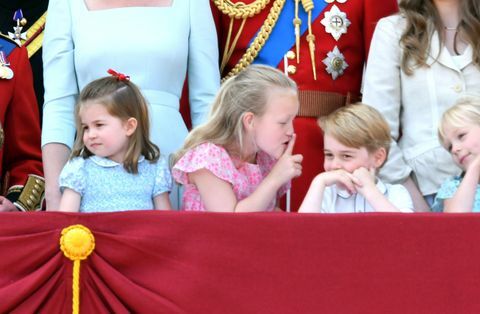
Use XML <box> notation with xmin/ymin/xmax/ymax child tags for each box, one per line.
<box><xmin>320</xmin><ymin>5</ymin><xmax>351</xmax><ymax>41</ymax></box>
<box><xmin>8</xmin><ymin>26</ymin><xmax>27</xmax><ymax>46</ymax></box>
<box><xmin>322</xmin><ymin>46</ymin><xmax>348</xmax><ymax>80</ymax></box>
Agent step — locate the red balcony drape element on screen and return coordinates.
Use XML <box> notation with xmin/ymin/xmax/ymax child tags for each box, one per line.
<box><xmin>1</xmin><ymin>211</ymin><xmax>480</xmax><ymax>313</ymax></box>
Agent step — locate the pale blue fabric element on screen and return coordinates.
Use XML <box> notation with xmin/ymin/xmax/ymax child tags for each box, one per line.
<box><xmin>42</xmin><ymin>0</ymin><xmax>220</xmax><ymax>156</ymax></box>
<box><xmin>432</xmin><ymin>176</ymin><xmax>480</xmax><ymax>212</ymax></box>
<box><xmin>59</xmin><ymin>155</ymin><xmax>172</xmax><ymax>212</ymax></box>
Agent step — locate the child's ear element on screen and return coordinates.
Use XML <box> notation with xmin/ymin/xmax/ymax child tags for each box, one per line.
<box><xmin>242</xmin><ymin>112</ymin><xmax>255</xmax><ymax>131</ymax></box>
<box><xmin>372</xmin><ymin>147</ymin><xmax>387</xmax><ymax>169</ymax></box>
<box><xmin>124</xmin><ymin>118</ymin><xmax>138</xmax><ymax>136</ymax></box>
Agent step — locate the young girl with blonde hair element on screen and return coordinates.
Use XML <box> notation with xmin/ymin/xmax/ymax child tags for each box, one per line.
<box><xmin>363</xmin><ymin>0</ymin><xmax>480</xmax><ymax>211</ymax></box>
<box><xmin>172</xmin><ymin>65</ymin><xmax>302</xmax><ymax>212</ymax></box>
<box><xmin>433</xmin><ymin>95</ymin><xmax>480</xmax><ymax>212</ymax></box>
<box><xmin>57</xmin><ymin>70</ymin><xmax>172</xmax><ymax>212</ymax></box>
<box><xmin>299</xmin><ymin>104</ymin><xmax>414</xmax><ymax>213</ymax></box>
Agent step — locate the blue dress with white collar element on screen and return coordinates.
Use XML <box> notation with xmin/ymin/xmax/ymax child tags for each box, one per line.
<box><xmin>59</xmin><ymin>155</ymin><xmax>172</xmax><ymax>212</ymax></box>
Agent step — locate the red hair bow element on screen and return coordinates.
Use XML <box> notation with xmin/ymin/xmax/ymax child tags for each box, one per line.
<box><xmin>107</xmin><ymin>69</ymin><xmax>130</xmax><ymax>81</ymax></box>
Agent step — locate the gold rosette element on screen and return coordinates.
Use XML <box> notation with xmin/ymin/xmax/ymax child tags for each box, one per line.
<box><xmin>60</xmin><ymin>225</ymin><xmax>95</xmax><ymax>314</ymax></box>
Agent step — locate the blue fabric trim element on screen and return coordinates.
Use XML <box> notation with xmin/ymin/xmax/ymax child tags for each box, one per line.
<box><xmin>0</xmin><ymin>37</ymin><xmax>17</xmax><ymax>58</ymax></box>
<box><xmin>252</xmin><ymin>1</ymin><xmax>328</xmax><ymax>67</ymax></box>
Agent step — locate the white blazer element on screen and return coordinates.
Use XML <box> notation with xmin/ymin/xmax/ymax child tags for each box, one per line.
<box><xmin>363</xmin><ymin>15</ymin><xmax>480</xmax><ymax>195</ymax></box>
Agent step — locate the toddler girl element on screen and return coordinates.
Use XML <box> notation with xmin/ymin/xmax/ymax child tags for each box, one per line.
<box><xmin>433</xmin><ymin>96</ymin><xmax>480</xmax><ymax>212</ymax></box>
<box><xmin>57</xmin><ymin>70</ymin><xmax>172</xmax><ymax>212</ymax></box>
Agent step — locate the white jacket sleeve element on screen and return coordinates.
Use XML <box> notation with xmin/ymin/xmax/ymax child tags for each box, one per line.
<box><xmin>42</xmin><ymin>0</ymin><xmax>78</xmax><ymax>149</ymax></box>
<box><xmin>187</xmin><ymin>0</ymin><xmax>221</xmax><ymax>128</ymax></box>
<box><xmin>363</xmin><ymin>16</ymin><xmax>412</xmax><ymax>184</ymax></box>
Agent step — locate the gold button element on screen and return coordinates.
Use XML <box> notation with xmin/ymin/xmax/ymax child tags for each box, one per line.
<box><xmin>29</xmin><ymin>195</ymin><xmax>37</xmax><ymax>201</ymax></box>
<box><xmin>35</xmin><ymin>179</ymin><xmax>41</xmax><ymax>184</ymax></box>
<box><xmin>287</xmin><ymin>65</ymin><xmax>297</xmax><ymax>75</ymax></box>
<box><xmin>27</xmin><ymin>200</ymin><xmax>33</xmax><ymax>206</ymax></box>
<box><xmin>286</xmin><ymin>51</ymin><xmax>296</xmax><ymax>60</ymax></box>
<box><xmin>32</xmin><ymin>189</ymin><xmax>38</xmax><ymax>195</ymax></box>
<box><xmin>34</xmin><ymin>184</ymin><xmax>40</xmax><ymax>189</ymax></box>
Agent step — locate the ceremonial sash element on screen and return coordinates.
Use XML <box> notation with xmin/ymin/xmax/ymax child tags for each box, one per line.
<box><xmin>252</xmin><ymin>1</ymin><xmax>328</xmax><ymax>67</ymax></box>
<box><xmin>0</xmin><ymin>35</ymin><xmax>17</xmax><ymax>57</ymax></box>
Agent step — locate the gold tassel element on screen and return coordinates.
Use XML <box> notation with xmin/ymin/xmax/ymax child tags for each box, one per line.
<box><xmin>301</xmin><ymin>0</ymin><xmax>317</xmax><ymax>80</ymax></box>
<box><xmin>221</xmin><ymin>18</ymin><xmax>247</xmax><ymax>73</ymax></box>
<box><xmin>60</xmin><ymin>225</ymin><xmax>95</xmax><ymax>314</ymax></box>
<box><xmin>293</xmin><ymin>0</ymin><xmax>301</xmax><ymax>63</ymax></box>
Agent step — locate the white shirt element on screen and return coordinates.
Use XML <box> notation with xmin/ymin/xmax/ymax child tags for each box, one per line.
<box><xmin>302</xmin><ymin>178</ymin><xmax>414</xmax><ymax>213</ymax></box>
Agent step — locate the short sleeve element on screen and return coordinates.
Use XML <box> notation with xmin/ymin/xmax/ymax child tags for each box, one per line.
<box><xmin>386</xmin><ymin>184</ymin><xmax>414</xmax><ymax>213</ymax></box>
<box><xmin>172</xmin><ymin>143</ymin><xmax>236</xmax><ymax>185</ymax></box>
<box><xmin>59</xmin><ymin>157</ymin><xmax>86</xmax><ymax>195</ymax></box>
<box><xmin>431</xmin><ymin>177</ymin><xmax>461</xmax><ymax>212</ymax></box>
<box><xmin>153</xmin><ymin>155</ymin><xmax>173</xmax><ymax>196</ymax></box>
<box><xmin>321</xmin><ymin>186</ymin><xmax>337</xmax><ymax>213</ymax></box>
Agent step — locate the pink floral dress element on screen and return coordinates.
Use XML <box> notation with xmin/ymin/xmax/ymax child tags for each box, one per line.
<box><xmin>172</xmin><ymin>142</ymin><xmax>289</xmax><ymax>211</ymax></box>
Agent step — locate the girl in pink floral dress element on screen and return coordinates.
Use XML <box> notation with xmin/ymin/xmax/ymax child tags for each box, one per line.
<box><xmin>172</xmin><ymin>65</ymin><xmax>303</xmax><ymax>212</ymax></box>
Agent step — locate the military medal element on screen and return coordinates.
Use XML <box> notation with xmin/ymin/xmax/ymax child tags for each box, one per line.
<box><xmin>8</xmin><ymin>9</ymin><xmax>28</xmax><ymax>46</ymax></box>
<box><xmin>0</xmin><ymin>51</ymin><xmax>14</xmax><ymax>80</ymax></box>
<box><xmin>320</xmin><ymin>5</ymin><xmax>350</xmax><ymax>41</ymax></box>
<box><xmin>322</xmin><ymin>46</ymin><xmax>348</xmax><ymax>80</ymax></box>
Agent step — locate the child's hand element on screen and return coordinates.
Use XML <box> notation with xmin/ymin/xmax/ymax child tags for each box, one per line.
<box><xmin>0</xmin><ymin>196</ymin><xmax>17</xmax><ymax>212</ymax></box>
<box><xmin>467</xmin><ymin>154</ymin><xmax>480</xmax><ymax>174</ymax></box>
<box><xmin>317</xmin><ymin>169</ymin><xmax>360</xmax><ymax>195</ymax></box>
<box><xmin>269</xmin><ymin>134</ymin><xmax>303</xmax><ymax>186</ymax></box>
<box><xmin>352</xmin><ymin>167</ymin><xmax>376</xmax><ymax>195</ymax></box>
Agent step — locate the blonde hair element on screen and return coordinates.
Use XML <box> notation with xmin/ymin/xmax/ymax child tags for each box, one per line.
<box><xmin>319</xmin><ymin>103</ymin><xmax>391</xmax><ymax>154</ymax></box>
<box><xmin>172</xmin><ymin>64</ymin><xmax>297</xmax><ymax>165</ymax></box>
<box><xmin>399</xmin><ymin>0</ymin><xmax>480</xmax><ymax>75</ymax></box>
<box><xmin>71</xmin><ymin>75</ymin><xmax>159</xmax><ymax>173</ymax></box>
<box><xmin>438</xmin><ymin>94</ymin><xmax>480</xmax><ymax>149</ymax></box>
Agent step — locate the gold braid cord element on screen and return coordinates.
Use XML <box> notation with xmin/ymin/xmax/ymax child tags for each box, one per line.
<box><xmin>301</xmin><ymin>0</ymin><xmax>317</xmax><ymax>80</ymax></box>
<box><xmin>213</xmin><ymin>0</ymin><xmax>271</xmax><ymax>19</ymax></box>
<box><xmin>220</xmin><ymin>0</ymin><xmax>286</xmax><ymax>82</ymax></box>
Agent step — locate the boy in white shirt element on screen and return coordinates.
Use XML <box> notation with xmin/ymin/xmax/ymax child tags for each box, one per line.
<box><xmin>299</xmin><ymin>104</ymin><xmax>413</xmax><ymax>213</ymax></box>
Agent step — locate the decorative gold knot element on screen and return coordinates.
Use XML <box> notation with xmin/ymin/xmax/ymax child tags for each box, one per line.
<box><xmin>60</xmin><ymin>225</ymin><xmax>95</xmax><ymax>261</ymax></box>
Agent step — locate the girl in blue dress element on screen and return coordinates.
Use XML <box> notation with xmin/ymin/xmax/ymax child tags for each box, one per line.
<box><xmin>433</xmin><ymin>95</ymin><xmax>480</xmax><ymax>212</ymax></box>
<box><xmin>58</xmin><ymin>70</ymin><xmax>172</xmax><ymax>212</ymax></box>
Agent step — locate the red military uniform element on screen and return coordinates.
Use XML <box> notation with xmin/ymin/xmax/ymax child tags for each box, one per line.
<box><xmin>0</xmin><ymin>34</ymin><xmax>44</xmax><ymax>211</ymax></box>
<box><xmin>211</xmin><ymin>0</ymin><xmax>398</xmax><ymax>211</ymax></box>
<box><xmin>0</xmin><ymin>3</ymin><xmax>48</xmax><ymax>125</ymax></box>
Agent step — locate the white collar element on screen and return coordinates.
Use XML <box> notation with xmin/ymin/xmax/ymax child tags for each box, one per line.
<box><xmin>427</xmin><ymin>31</ymin><xmax>473</xmax><ymax>71</ymax></box>
<box><xmin>336</xmin><ymin>178</ymin><xmax>387</xmax><ymax>199</ymax></box>
<box><xmin>90</xmin><ymin>155</ymin><xmax>145</xmax><ymax>167</ymax></box>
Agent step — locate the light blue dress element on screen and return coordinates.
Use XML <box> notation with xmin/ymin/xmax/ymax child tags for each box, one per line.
<box><xmin>42</xmin><ymin>0</ymin><xmax>220</xmax><ymax>152</ymax></box>
<box><xmin>432</xmin><ymin>176</ymin><xmax>480</xmax><ymax>212</ymax></box>
<box><xmin>42</xmin><ymin>0</ymin><xmax>220</xmax><ymax>207</ymax></box>
<box><xmin>59</xmin><ymin>155</ymin><xmax>172</xmax><ymax>212</ymax></box>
